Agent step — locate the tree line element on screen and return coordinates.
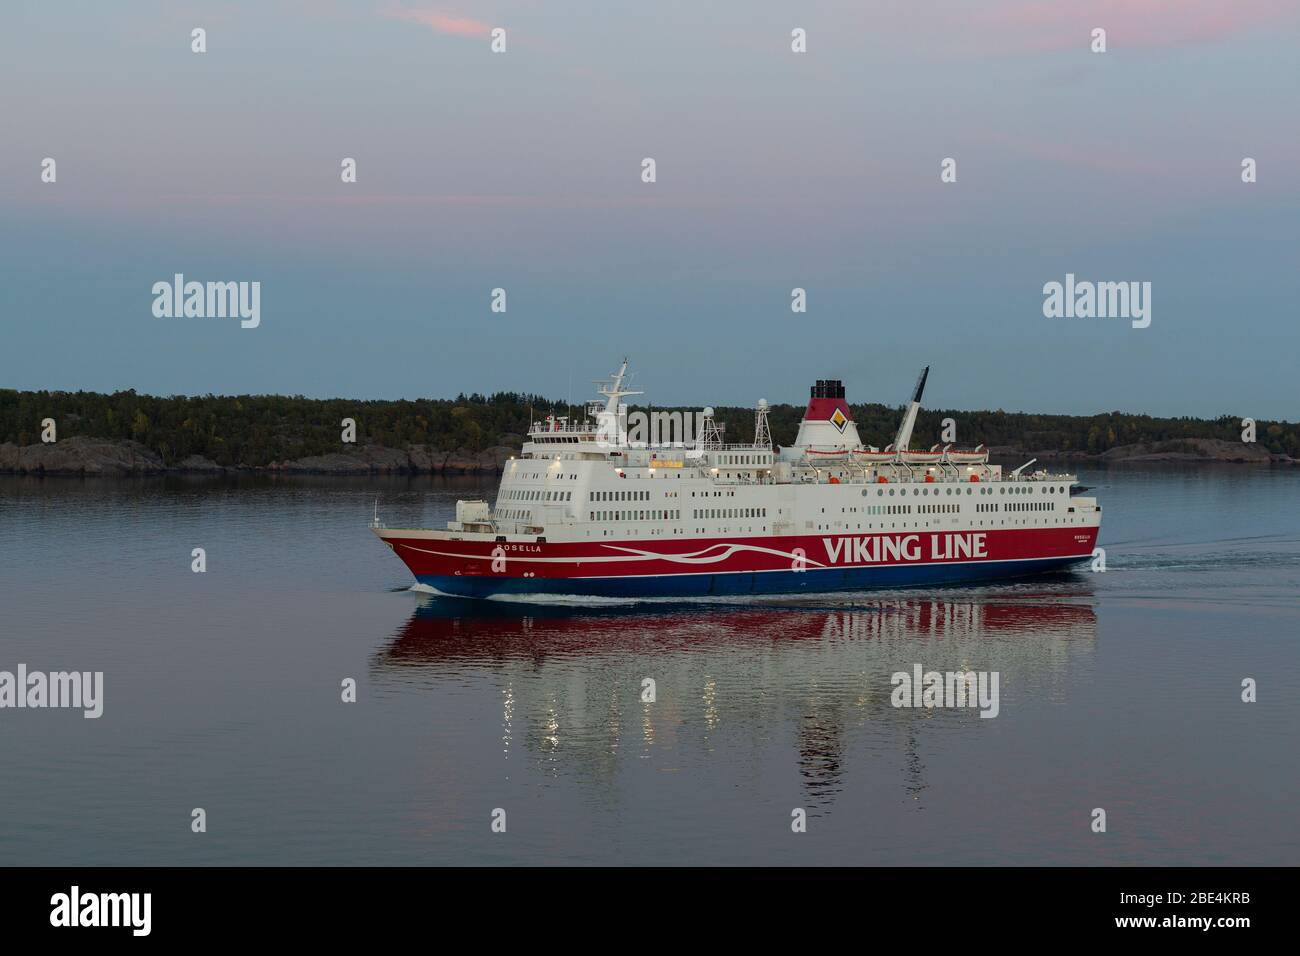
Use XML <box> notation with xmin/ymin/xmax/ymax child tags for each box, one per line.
<box><xmin>1</xmin><ymin>387</ymin><xmax>1295</xmax><ymax>466</ymax></box>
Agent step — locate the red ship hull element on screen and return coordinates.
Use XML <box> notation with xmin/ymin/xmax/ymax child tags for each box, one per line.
<box><xmin>375</xmin><ymin>525</ymin><xmax>1100</xmax><ymax>599</ymax></box>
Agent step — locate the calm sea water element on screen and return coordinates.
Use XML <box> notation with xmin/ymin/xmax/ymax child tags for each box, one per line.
<box><xmin>1</xmin><ymin>464</ymin><xmax>1297</xmax><ymax>866</ymax></box>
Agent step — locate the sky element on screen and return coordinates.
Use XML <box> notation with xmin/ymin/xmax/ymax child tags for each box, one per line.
<box><xmin>1</xmin><ymin>0</ymin><xmax>1298</xmax><ymax>419</ymax></box>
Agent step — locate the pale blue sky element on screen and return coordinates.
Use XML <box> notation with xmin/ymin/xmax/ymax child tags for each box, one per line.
<box><xmin>2</xmin><ymin>1</ymin><xmax>1297</xmax><ymax>418</ymax></box>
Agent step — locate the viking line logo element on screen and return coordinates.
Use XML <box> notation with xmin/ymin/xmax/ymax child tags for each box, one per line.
<box><xmin>823</xmin><ymin>533</ymin><xmax>988</xmax><ymax>565</ymax></box>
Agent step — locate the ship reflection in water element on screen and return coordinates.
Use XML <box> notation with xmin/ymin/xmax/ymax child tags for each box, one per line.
<box><xmin>372</xmin><ymin>581</ymin><xmax>1098</xmax><ymax>814</ymax></box>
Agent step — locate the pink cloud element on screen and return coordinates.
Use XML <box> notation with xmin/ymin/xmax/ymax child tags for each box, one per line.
<box><xmin>383</xmin><ymin>7</ymin><xmax>491</xmax><ymax>38</ymax></box>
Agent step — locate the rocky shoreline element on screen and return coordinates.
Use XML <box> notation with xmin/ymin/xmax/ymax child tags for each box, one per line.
<box><xmin>988</xmin><ymin>437</ymin><xmax>1285</xmax><ymax>464</ymax></box>
<box><xmin>0</xmin><ymin>435</ymin><xmax>1290</xmax><ymax>477</ymax></box>
<box><xmin>0</xmin><ymin>437</ymin><xmax>517</xmax><ymax>476</ymax></box>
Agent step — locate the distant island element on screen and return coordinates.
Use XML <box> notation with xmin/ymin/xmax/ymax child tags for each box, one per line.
<box><xmin>1</xmin><ymin>388</ymin><xmax>1293</xmax><ymax>475</ymax></box>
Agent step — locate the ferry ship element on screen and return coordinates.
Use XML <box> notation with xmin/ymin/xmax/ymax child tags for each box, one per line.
<box><xmin>372</xmin><ymin>360</ymin><xmax>1101</xmax><ymax>599</ymax></box>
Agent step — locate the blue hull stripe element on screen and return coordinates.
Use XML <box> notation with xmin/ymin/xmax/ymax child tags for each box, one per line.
<box><xmin>417</xmin><ymin>555</ymin><xmax>1090</xmax><ymax>599</ymax></box>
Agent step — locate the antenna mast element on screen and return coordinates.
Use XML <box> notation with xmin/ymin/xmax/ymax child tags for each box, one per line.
<box><xmin>699</xmin><ymin>407</ymin><xmax>723</xmax><ymax>450</ymax></box>
<box><xmin>754</xmin><ymin>398</ymin><xmax>772</xmax><ymax>449</ymax></box>
<box><xmin>595</xmin><ymin>357</ymin><xmax>643</xmax><ymax>414</ymax></box>
<box><xmin>594</xmin><ymin>357</ymin><xmax>643</xmax><ymax>446</ymax></box>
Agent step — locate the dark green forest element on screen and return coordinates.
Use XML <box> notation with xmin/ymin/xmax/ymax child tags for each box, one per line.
<box><xmin>1</xmin><ymin>388</ymin><xmax>1295</xmax><ymax>466</ymax></box>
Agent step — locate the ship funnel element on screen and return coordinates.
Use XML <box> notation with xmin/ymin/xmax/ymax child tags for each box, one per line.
<box><xmin>791</xmin><ymin>378</ymin><xmax>862</xmax><ymax>452</ymax></box>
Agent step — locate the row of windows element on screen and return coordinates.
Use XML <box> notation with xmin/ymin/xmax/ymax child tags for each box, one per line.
<box><xmin>717</xmin><ymin>454</ymin><xmax>771</xmax><ymax>466</ymax></box>
<box><xmin>811</xmin><ymin>515</ymin><xmax>1089</xmax><ymax>532</ymax></box>
<box><xmin>508</xmin><ymin>479</ymin><xmax>1067</xmax><ymax>512</ymax></box>
<box><xmin>590</xmin><ymin>489</ymin><xmax>651</xmax><ymax>501</ymax></box>
<box><xmin>873</xmin><ymin>486</ymin><xmax>974</xmax><ymax>498</ymax></box>
<box><xmin>509</xmin><ymin>471</ymin><xmax>581</xmax><ymax>480</ymax></box>
<box><xmin>502</xmin><ymin>488</ymin><xmax>572</xmax><ymax>502</ymax></box>
<box><xmin>691</xmin><ymin>508</ymin><xmax>768</xmax><ymax>519</ymax></box>
<box><xmin>577</xmin><ymin>501</ymin><xmax>1064</xmax><ymax>524</ymax></box>
<box><xmin>831</xmin><ymin>505</ymin><xmax>916</xmax><ymax>515</ymax></box>
<box><xmin>865</xmin><ymin>484</ymin><xmax>1069</xmax><ymax>498</ymax></box>
<box><xmin>976</xmin><ymin>502</ymin><xmax>1059</xmax><ymax>513</ymax></box>
<box><xmin>590</xmin><ymin>510</ymin><xmax>680</xmax><ymax>522</ymax></box>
